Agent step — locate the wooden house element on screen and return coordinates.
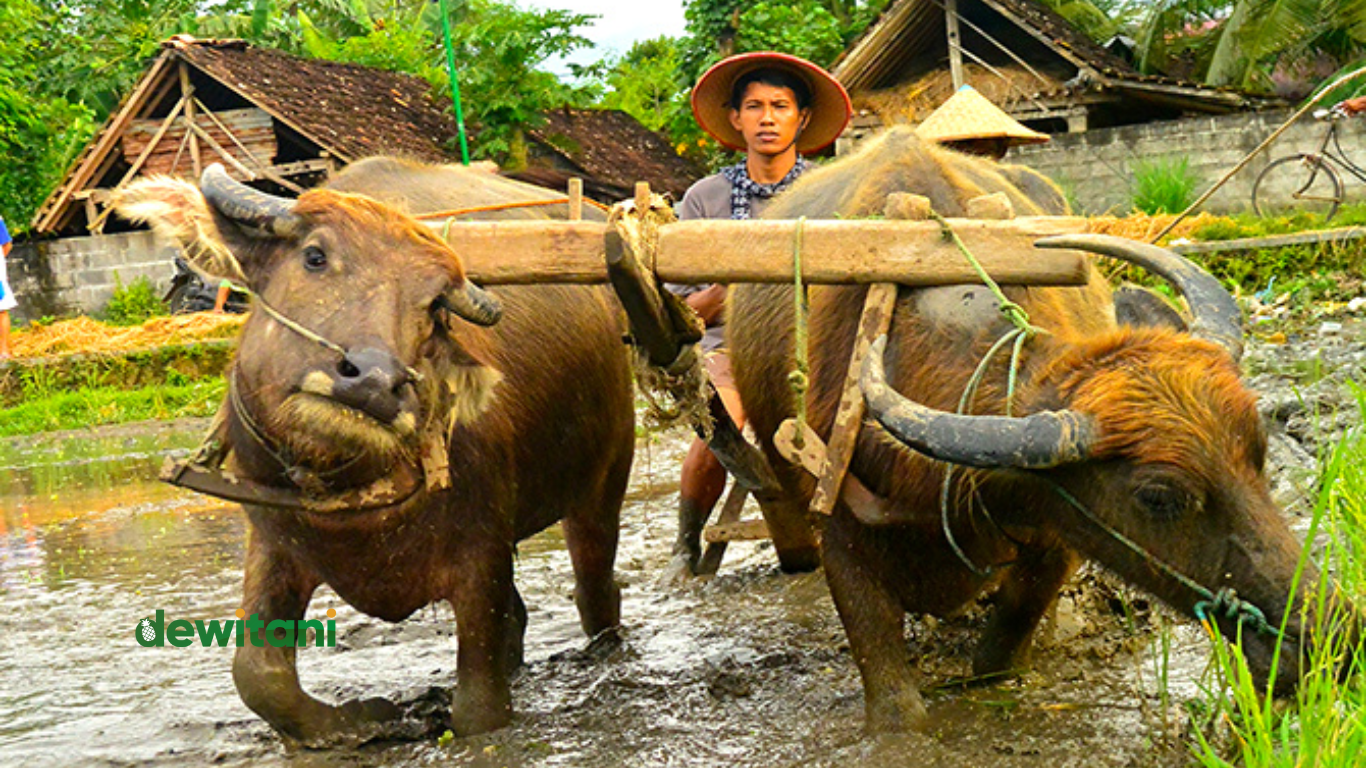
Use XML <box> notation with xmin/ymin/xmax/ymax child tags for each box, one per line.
<box><xmin>832</xmin><ymin>0</ymin><xmax>1282</xmax><ymax>144</ymax></box>
<box><xmin>32</xmin><ymin>36</ymin><xmax>701</xmax><ymax>237</ymax></box>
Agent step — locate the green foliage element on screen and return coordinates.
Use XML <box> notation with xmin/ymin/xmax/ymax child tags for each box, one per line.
<box><xmin>1189</xmin><ymin>390</ymin><xmax>1366</xmax><ymax>766</ymax></box>
<box><xmin>0</xmin><ymin>2</ymin><xmax>98</xmax><ymax>231</ymax></box>
<box><xmin>598</xmin><ymin>37</ymin><xmax>688</xmax><ymax>133</ymax></box>
<box><xmin>735</xmin><ymin>3</ymin><xmax>845</xmax><ymax>67</ymax></box>
<box><xmin>1130</xmin><ymin>156</ymin><xmax>1202</xmax><ymax>214</ymax></box>
<box><xmin>0</xmin><ymin>378</ymin><xmax>226</xmax><ymax>436</ymax></box>
<box><xmin>102</xmin><ymin>277</ymin><xmax>168</xmax><ymax>327</ymax></box>
<box><xmin>440</xmin><ymin>0</ymin><xmax>600</xmax><ymax>165</ymax></box>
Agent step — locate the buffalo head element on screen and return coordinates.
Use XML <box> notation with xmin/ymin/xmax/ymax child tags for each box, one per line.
<box><xmin>117</xmin><ymin>165</ymin><xmax>504</xmax><ymax>490</ymax></box>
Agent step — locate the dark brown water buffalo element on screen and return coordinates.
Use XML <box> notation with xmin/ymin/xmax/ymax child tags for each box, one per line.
<box><xmin>116</xmin><ymin>159</ymin><xmax>634</xmax><ymax>744</ymax></box>
<box><xmin>729</xmin><ymin>128</ymin><xmax>1349</xmax><ymax>732</ymax></box>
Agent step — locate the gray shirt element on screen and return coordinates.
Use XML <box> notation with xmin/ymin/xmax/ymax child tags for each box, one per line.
<box><xmin>669</xmin><ymin>173</ymin><xmax>779</xmax><ymax>352</ymax></box>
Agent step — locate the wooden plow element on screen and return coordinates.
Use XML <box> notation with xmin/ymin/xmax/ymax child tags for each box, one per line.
<box><xmin>426</xmin><ymin>181</ymin><xmax>1092</xmax><ymax>575</ymax></box>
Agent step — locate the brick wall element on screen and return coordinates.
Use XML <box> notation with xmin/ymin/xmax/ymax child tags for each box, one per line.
<box><xmin>1007</xmin><ymin>108</ymin><xmax>1366</xmax><ymax>215</ymax></box>
<box><xmin>6</xmin><ymin>232</ymin><xmax>179</xmax><ymax>325</ymax></box>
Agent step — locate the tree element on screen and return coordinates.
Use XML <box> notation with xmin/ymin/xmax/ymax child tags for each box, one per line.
<box><xmin>0</xmin><ymin>2</ymin><xmax>96</xmax><ymax>231</ymax></box>
<box><xmin>599</xmin><ymin>37</ymin><xmax>688</xmax><ymax>133</ymax></box>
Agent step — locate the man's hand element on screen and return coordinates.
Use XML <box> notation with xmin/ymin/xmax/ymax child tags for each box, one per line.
<box><xmin>1336</xmin><ymin>95</ymin><xmax>1366</xmax><ymax>116</ymax></box>
<box><xmin>684</xmin><ymin>284</ymin><xmax>727</xmax><ymax>326</ymax></box>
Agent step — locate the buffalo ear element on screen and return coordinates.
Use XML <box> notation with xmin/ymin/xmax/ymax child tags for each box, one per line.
<box><xmin>113</xmin><ymin>176</ymin><xmax>253</xmax><ymax>286</ymax></box>
<box><xmin>1113</xmin><ymin>285</ymin><xmax>1188</xmax><ymax>332</ymax></box>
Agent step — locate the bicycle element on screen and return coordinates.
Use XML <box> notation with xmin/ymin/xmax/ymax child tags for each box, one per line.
<box><xmin>1251</xmin><ymin>103</ymin><xmax>1366</xmax><ymax>221</ymax></box>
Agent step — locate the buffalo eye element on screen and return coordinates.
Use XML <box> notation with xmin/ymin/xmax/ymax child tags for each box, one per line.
<box><xmin>302</xmin><ymin>245</ymin><xmax>328</xmax><ymax>272</ymax></box>
<box><xmin>1134</xmin><ymin>483</ymin><xmax>1191</xmax><ymax>520</ymax></box>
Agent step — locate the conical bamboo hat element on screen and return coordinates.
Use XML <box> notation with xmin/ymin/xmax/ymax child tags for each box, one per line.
<box><xmin>916</xmin><ymin>85</ymin><xmax>1049</xmax><ymax>146</ymax></box>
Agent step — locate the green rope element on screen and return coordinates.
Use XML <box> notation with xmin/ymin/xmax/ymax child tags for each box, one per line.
<box><xmin>1045</xmin><ymin>478</ymin><xmax>1278</xmax><ymax>638</ymax></box>
<box><xmin>790</xmin><ymin>217</ymin><xmax>811</xmax><ymax>449</ymax></box>
<box><xmin>930</xmin><ymin>211</ymin><xmax>1037</xmax><ymax>336</ymax></box>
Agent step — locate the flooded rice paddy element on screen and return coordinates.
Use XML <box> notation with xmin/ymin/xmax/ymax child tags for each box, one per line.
<box><xmin>1</xmin><ymin>418</ymin><xmax>1242</xmax><ymax>767</ymax></box>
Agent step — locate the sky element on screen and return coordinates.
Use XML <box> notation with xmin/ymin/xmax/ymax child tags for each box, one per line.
<box><xmin>527</xmin><ymin>0</ymin><xmax>688</xmax><ymax>75</ymax></box>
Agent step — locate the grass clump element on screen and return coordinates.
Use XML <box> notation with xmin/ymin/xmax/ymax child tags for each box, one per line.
<box><xmin>1188</xmin><ymin>386</ymin><xmax>1366</xmax><ymax>766</ymax></box>
<box><xmin>102</xmin><ymin>276</ymin><xmax>168</xmax><ymax>327</ymax></box>
<box><xmin>1131</xmin><ymin>156</ymin><xmax>1202</xmax><ymax>215</ymax></box>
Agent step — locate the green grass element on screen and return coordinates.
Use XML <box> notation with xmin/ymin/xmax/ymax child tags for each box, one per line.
<box><xmin>1188</xmin><ymin>385</ymin><xmax>1366</xmax><ymax>766</ymax></box>
<box><xmin>1131</xmin><ymin>156</ymin><xmax>1202</xmax><ymax>215</ymax></box>
<box><xmin>0</xmin><ymin>378</ymin><xmax>225</xmax><ymax>436</ymax></box>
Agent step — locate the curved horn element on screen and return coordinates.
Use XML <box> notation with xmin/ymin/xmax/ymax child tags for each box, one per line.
<box><xmin>860</xmin><ymin>336</ymin><xmax>1096</xmax><ymax>469</ymax></box>
<box><xmin>441</xmin><ymin>282</ymin><xmax>503</xmax><ymax>327</ymax></box>
<box><xmin>200</xmin><ymin>163</ymin><xmax>300</xmax><ymax>237</ymax></box>
<box><xmin>1035</xmin><ymin>233</ymin><xmax>1243</xmax><ymax>360</ymax></box>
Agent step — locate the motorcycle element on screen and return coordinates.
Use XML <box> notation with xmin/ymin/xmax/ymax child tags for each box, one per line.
<box><xmin>164</xmin><ymin>256</ymin><xmax>248</xmax><ymax>314</ymax></box>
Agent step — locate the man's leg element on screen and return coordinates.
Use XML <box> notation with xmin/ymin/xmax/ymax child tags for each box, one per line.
<box><xmin>0</xmin><ymin>311</ymin><xmax>11</xmax><ymax>359</ymax></box>
<box><xmin>670</xmin><ymin>354</ymin><xmax>746</xmax><ymax>576</ymax></box>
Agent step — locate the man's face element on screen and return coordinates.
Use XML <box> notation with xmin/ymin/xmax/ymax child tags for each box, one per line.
<box><xmin>728</xmin><ymin>81</ymin><xmax>810</xmax><ymax>158</ymax></box>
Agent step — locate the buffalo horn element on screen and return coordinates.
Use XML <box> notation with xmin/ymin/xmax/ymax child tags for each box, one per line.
<box><xmin>441</xmin><ymin>282</ymin><xmax>503</xmax><ymax>327</ymax></box>
<box><xmin>860</xmin><ymin>336</ymin><xmax>1097</xmax><ymax>469</ymax></box>
<box><xmin>200</xmin><ymin>163</ymin><xmax>300</xmax><ymax>237</ymax></box>
<box><xmin>1035</xmin><ymin>233</ymin><xmax>1244</xmax><ymax>360</ymax></box>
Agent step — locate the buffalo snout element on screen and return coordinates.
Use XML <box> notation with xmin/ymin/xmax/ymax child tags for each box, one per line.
<box><xmin>330</xmin><ymin>347</ymin><xmax>411</xmax><ymax>424</ymax></box>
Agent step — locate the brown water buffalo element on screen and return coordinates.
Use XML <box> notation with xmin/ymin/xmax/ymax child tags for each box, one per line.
<box><xmin>729</xmin><ymin>128</ymin><xmax>1349</xmax><ymax>732</ymax></box>
<box><xmin>116</xmin><ymin>159</ymin><xmax>634</xmax><ymax>744</ymax></box>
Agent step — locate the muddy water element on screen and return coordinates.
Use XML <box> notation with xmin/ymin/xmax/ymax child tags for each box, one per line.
<box><xmin>1</xmin><ymin>420</ymin><xmax>1207</xmax><ymax>767</ymax></box>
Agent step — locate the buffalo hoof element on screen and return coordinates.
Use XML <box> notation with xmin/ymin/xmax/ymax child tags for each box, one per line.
<box><xmin>289</xmin><ymin>696</ymin><xmax>410</xmax><ymax>749</ymax></box>
<box><xmin>864</xmin><ymin>690</ymin><xmax>930</xmax><ymax>735</ymax></box>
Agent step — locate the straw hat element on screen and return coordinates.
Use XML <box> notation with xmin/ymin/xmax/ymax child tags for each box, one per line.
<box><xmin>690</xmin><ymin>52</ymin><xmax>852</xmax><ymax>154</ymax></box>
<box><xmin>916</xmin><ymin>85</ymin><xmax>1049</xmax><ymax>146</ymax></box>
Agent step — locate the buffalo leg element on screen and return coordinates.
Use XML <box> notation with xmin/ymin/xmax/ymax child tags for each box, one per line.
<box><xmin>233</xmin><ymin>525</ymin><xmax>403</xmax><ymax>747</ymax></box>
<box><xmin>447</xmin><ymin>536</ymin><xmax>517</xmax><ymax>736</ymax></box>
<box><xmin>973</xmin><ymin>544</ymin><xmax>1078</xmax><ymax>677</ymax></box>
<box><xmin>822</xmin><ymin>512</ymin><xmax>928</xmax><ymax>732</ymax></box>
<box><xmin>562</xmin><ymin>492</ymin><xmax>623</xmax><ymax>639</ymax></box>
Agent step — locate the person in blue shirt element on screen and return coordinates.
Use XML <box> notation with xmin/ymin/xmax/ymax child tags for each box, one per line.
<box><xmin>0</xmin><ymin>215</ymin><xmax>14</xmax><ymax>359</ymax></box>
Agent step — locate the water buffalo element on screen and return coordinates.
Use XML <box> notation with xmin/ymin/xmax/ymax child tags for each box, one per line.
<box><xmin>729</xmin><ymin>128</ymin><xmax>1348</xmax><ymax>731</ymax></box>
<box><xmin>116</xmin><ymin>159</ymin><xmax>634</xmax><ymax>744</ymax></box>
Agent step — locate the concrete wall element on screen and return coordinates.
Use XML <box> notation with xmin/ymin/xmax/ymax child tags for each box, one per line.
<box><xmin>6</xmin><ymin>232</ymin><xmax>178</xmax><ymax>325</ymax></box>
<box><xmin>1008</xmin><ymin>108</ymin><xmax>1366</xmax><ymax>215</ymax></box>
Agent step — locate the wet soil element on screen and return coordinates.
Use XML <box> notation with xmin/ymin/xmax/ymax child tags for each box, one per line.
<box><xmin>1</xmin><ymin>317</ymin><xmax>1361</xmax><ymax>767</ymax></box>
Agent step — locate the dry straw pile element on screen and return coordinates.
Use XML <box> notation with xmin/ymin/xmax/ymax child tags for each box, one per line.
<box><xmin>10</xmin><ymin>313</ymin><xmax>244</xmax><ymax>359</ymax></box>
<box><xmin>1084</xmin><ymin>211</ymin><xmax>1227</xmax><ymax>244</ymax></box>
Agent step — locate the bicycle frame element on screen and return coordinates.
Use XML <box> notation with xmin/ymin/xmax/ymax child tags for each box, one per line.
<box><xmin>1314</xmin><ymin>118</ymin><xmax>1366</xmax><ymax>185</ymax></box>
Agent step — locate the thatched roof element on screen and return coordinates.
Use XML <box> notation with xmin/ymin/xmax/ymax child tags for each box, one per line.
<box><xmin>515</xmin><ymin>108</ymin><xmax>705</xmax><ymax>202</ymax></box>
<box><xmin>32</xmin><ymin>37</ymin><xmax>700</xmax><ymax>235</ymax></box>
<box><xmin>833</xmin><ymin>0</ymin><xmax>1280</xmax><ymax>133</ymax></box>
<box><xmin>31</xmin><ymin>37</ymin><xmax>463</xmax><ymax>236</ymax></box>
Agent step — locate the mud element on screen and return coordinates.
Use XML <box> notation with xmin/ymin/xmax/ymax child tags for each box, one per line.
<box><xmin>1</xmin><ymin>320</ymin><xmax>1360</xmax><ymax>766</ymax></box>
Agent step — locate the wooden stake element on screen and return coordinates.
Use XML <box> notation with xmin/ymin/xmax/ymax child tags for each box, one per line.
<box><xmin>179</xmin><ymin>62</ymin><xmax>201</xmax><ymax>178</ymax></box>
<box><xmin>568</xmin><ymin>178</ymin><xmax>583</xmax><ymax>221</ymax></box>
<box><xmin>946</xmin><ymin>0</ymin><xmax>966</xmax><ymax>90</ymax></box>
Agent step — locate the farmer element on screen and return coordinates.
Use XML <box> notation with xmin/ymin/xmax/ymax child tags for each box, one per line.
<box><xmin>667</xmin><ymin>52</ymin><xmax>851</xmax><ymax>577</ymax></box>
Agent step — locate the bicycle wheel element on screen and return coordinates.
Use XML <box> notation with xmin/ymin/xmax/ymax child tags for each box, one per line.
<box><xmin>1252</xmin><ymin>154</ymin><xmax>1343</xmax><ymax>220</ymax></box>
